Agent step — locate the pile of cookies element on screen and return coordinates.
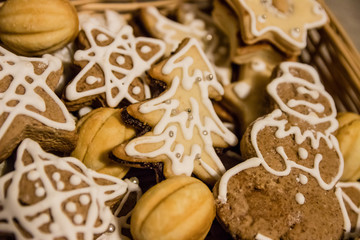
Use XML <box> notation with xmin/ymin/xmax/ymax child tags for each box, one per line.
<box><xmin>0</xmin><ymin>0</ymin><xmax>359</xmax><ymax>239</ymax></box>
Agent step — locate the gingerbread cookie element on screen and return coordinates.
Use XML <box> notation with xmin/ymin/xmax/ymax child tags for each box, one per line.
<box><xmin>0</xmin><ymin>46</ymin><xmax>76</xmax><ymax>162</ymax></box>
<box><xmin>64</xmin><ymin>23</ymin><xmax>166</xmax><ymax>110</ymax></box>
<box><xmin>112</xmin><ymin>38</ymin><xmax>238</xmax><ymax>185</ymax></box>
<box><xmin>226</xmin><ymin>0</ymin><xmax>328</xmax><ymax>56</ymax></box>
<box><xmin>0</xmin><ymin>138</ymin><xmax>128</xmax><ymax>240</ymax></box>
<box><xmin>214</xmin><ymin>62</ymin><xmax>344</xmax><ymax>239</ymax></box>
<box><xmin>336</xmin><ymin>182</ymin><xmax>360</xmax><ymax>238</ymax></box>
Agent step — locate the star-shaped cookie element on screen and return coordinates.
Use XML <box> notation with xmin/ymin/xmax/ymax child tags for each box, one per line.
<box><xmin>64</xmin><ymin>23</ymin><xmax>165</xmax><ymax>109</ymax></box>
<box><xmin>0</xmin><ymin>46</ymin><xmax>76</xmax><ymax>162</ymax></box>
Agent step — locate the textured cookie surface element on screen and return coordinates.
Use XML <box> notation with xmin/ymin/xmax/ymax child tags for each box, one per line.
<box><xmin>0</xmin><ymin>46</ymin><xmax>76</xmax><ymax>162</ymax></box>
<box><xmin>215</xmin><ymin>62</ymin><xmax>344</xmax><ymax>239</ymax></box>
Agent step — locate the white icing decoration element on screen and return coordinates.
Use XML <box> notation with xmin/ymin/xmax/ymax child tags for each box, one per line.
<box><xmin>298</xmin><ymin>147</ymin><xmax>308</xmax><ymax>160</ymax></box>
<box><xmin>70</xmin><ymin>175</ymin><xmax>81</xmax><ymax>186</ymax></box>
<box><xmin>298</xmin><ymin>174</ymin><xmax>308</xmax><ymax>184</ymax></box>
<box><xmin>27</xmin><ymin>170</ymin><xmax>39</xmax><ymax>181</ymax></box>
<box><xmin>96</xmin><ymin>33</ymin><xmax>109</xmax><ymax>42</ymax></box>
<box><xmin>132</xmin><ymin>86</ymin><xmax>141</xmax><ymax>95</ymax></box>
<box><xmin>335</xmin><ymin>182</ymin><xmax>360</xmax><ymax>238</ymax></box>
<box><xmin>124</xmin><ymin>38</ymin><xmax>237</xmax><ymax>179</ymax></box>
<box><xmin>233</xmin><ymin>82</ymin><xmax>251</xmax><ymax>99</ymax></box>
<box><xmin>0</xmin><ymin>47</ymin><xmax>75</xmax><ymax>143</ymax></box>
<box><xmin>0</xmin><ymin>139</ymin><xmax>128</xmax><ymax>240</ymax></box>
<box><xmin>85</xmin><ymin>76</ymin><xmax>102</xmax><ymax>85</ymax></box>
<box><xmin>140</xmin><ymin>45</ymin><xmax>152</xmax><ymax>54</ymax></box>
<box><xmin>256</xmin><ymin>233</ymin><xmax>273</xmax><ymax>240</ymax></box>
<box><xmin>218</xmin><ymin>62</ymin><xmax>344</xmax><ymax>204</ymax></box>
<box><xmin>35</xmin><ymin>187</ymin><xmax>46</xmax><ymax>197</ymax></box>
<box><xmin>116</xmin><ymin>56</ymin><xmax>125</xmax><ymax>65</ymax></box>
<box><xmin>239</xmin><ymin>0</ymin><xmax>328</xmax><ymax>48</ymax></box>
<box><xmin>74</xmin><ymin>214</ymin><xmax>83</xmax><ymax>225</ymax></box>
<box><xmin>251</xmin><ymin>59</ymin><xmax>267</xmax><ymax>72</ymax></box>
<box><xmin>65</xmin><ymin>24</ymin><xmax>165</xmax><ymax>107</ymax></box>
<box><xmin>57</xmin><ymin>181</ymin><xmax>65</xmax><ymax>191</ymax></box>
<box><xmin>79</xmin><ymin>195</ymin><xmax>90</xmax><ymax>205</ymax></box>
<box><xmin>65</xmin><ymin>202</ymin><xmax>77</xmax><ymax>213</ymax></box>
<box><xmin>52</xmin><ymin>172</ymin><xmax>61</xmax><ymax>181</ymax></box>
<box><xmin>291</xmin><ymin>28</ymin><xmax>301</xmax><ymax>38</ymax></box>
<box><xmin>295</xmin><ymin>192</ymin><xmax>305</xmax><ymax>204</ymax></box>
<box><xmin>78</xmin><ymin>106</ymin><xmax>93</xmax><ymax>117</ymax></box>
<box><xmin>297</xmin><ymin>86</ymin><xmax>320</xmax><ymax>99</ymax></box>
<box><xmin>287</xmin><ymin>99</ymin><xmax>325</xmax><ymax>113</ymax></box>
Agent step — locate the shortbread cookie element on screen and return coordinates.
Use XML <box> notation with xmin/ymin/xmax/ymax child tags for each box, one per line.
<box><xmin>227</xmin><ymin>0</ymin><xmax>328</xmax><ymax>56</ymax></box>
<box><xmin>336</xmin><ymin>182</ymin><xmax>360</xmax><ymax>238</ymax></box>
<box><xmin>0</xmin><ymin>138</ymin><xmax>128</xmax><ymax>240</ymax></box>
<box><xmin>336</xmin><ymin>112</ymin><xmax>360</xmax><ymax>181</ymax></box>
<box><xmin>0</xmin><ymin>46</ymin><xmax>76</xmax><ymax>162</ymax></box>
<box><xmin>214</xmin><ymin>62</ymin><xmax>344</xmax><ymax>239</ymax></box>
<box><xmin>72</xmin><ymin>108</ymin><xmax>135</xmax><ymax>179</ymax></box>
<box><xmin>112</xmin><ymin>38</ymin><xmax>238</xmax><ymax>185</ymax></box>
<box><xmin>222</xmin><ymin>44</ymin><xmax>292</xmax><ymax>134</ymax></box>
<box><xmin>64</xmin><ymin>23</ymin><xmax>165</xmax><ymax>110</ymax></box>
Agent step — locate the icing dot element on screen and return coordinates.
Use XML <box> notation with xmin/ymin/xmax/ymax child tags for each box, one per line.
<box><xmin>130</xmin><ymin>177</ymin><xmax>139</xmax><ymax>185</ymax></box>
<box><xmin>186</xmin><ymin>108</ymin><xmax>191</xmax><ymax>113</ymax></box>
<box><xmin>295</xmin><ymin>193</ymin><xmax>305</xmax><ymax>205</ymax></box>
<box><xmin>140</xmin><ymin>45</ymin><xmax>152</xmax><ymax>54</ymax></box>
<box><xmin>258</xmin><ymin>14</ymin><xmax>267</xmax><ymax>23</ymax></box>
<box><xmin>57</xmin><ymin>181</ymin><xmax>65</xmax><ymax>190</ymax></box>
<box><xmin>169</xmin><ymin>131</ymin><xmax>174</xmax><ymax>137</ymax></box>
<box><xmin>79</xmin><ymin>106</ymin><xmax>92</xmax><ymax>117</ymax></box>
<box><xmin>298</xmin><ymin>148</ymin><xmax>308</xmax><ymax>160</ymax></box>
<box><xmin>85</xmin><ymin>76</ymin><xmax>102</xmax><ymax>85</ymax></box>
<box><xmin>79</xmin><ymin>194</ymin><xmax>91</xmax><ymax>205</ymax></box>
<box><xmin>196</xmin><ymin>77</ymin><xmax>202</xmax><ymax>82</ymax></box>
<box><xmin>203</xmin><ymin>34</ymin><xmax>213</xmax><ymax>42</ymax></box>
<box><xmin>202</xmin><ymin>130</ymin><xmax>208</xmax><ymax>135</ymax></box>
<box><xmin>52</xmin><ymin>172</ymin><xmax>61</xmax><ymax>181</ymax></box>
<box><xmin>132</xmin><ymin>86</ymin><xmax>141</xmax><ymax>95</ymax></box>
<box><xmin>96</xmin><ymin>33</ymin><xmax>108</xmax><ymax>42</ymax></box>
<box><xmin>176</xmin><ymin>153</ymin><xmax>181</xmax><ymax>158</ymax></box>
<box><xmin>298</xmin><ymin>174</ymin><xmax>308</xmax><ymax>185</ymax></box>
<box><xmin>35</xmin><ymin>187</ymin><xmax>45</xmax><ymax>197</ymax></box>
<box><xmin>73</xmin><ymin>214</ymin><xmax>83</xmax><ymax>225</ymax></box>
<box><xmin>65</xmin><ymin>202</ymin><xmax>77</xmax><ymax>213</ymax></box>
<box><xmin>116</xmin><ymin>56</ymin><xmax>125</xmax><ymax>65</ymax></box>
<box><xmin>291</xmin><ymin>27</ymin><xmax>301</xmax><ymax>38</ymax></box>
<box><xmin>251</xmin><ymin>60</ymin><xmax>266</xmax><ymax>72</ymax></box>
<box><xmin>27</xmin><ymin>170</ymin><xmax>40</xmax><ymax>181</ymax></box>
<box><xmin>70</xmin><ymin>175</ymin><xmax>81</xmax><ymax>186</ymax></box>
<box><xmin>207</xmin><ymin>74</ymin><xmax>214</xmax><ymax>80</ymax></box>
<box><xmin>233</xmin><ymin>82</ymin><xmax>251</xmax><ymax>99</ymax></box>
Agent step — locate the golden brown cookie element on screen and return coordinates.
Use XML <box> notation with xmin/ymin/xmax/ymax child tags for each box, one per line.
<box><xmin>225</xmin><ymin>0</ymin><xmax>328</xmax><ymax>56</ymax></box>
<box><xmin>214</xmin><ymin>62</ymin><xmax>344</xmax><ymax>239</ymax></box>
<box><xmin>131</xmin><ymin>176</ymin><xmax>215</xmax><ymax>240</ymax></box>
<box><xmin>112</xmin><ymin>38</ymin><xmax>238</xmax><ymax>185</ymax></box>
<box><xmin>0</xmin><ymin>138</ymin><xmax>128</xmax><ymax>240</ymax></box>
<box><xmin>72</xmin><ymin>108</ymin><xmax>135</xmax><ymax>179</ymax></box>
<box><xmin>0</xmin><ymin>0</ymin><xmax>79</xmax><ymax>56</ymax></box>
<box><xmin>0</xmin><ymin>46</ymin><xmax>77</xmax><ymax>162</ymax></box>
<box><xmin>336</xmin><ymin>112</ymin><xmax>360</xmax><ymax>181</ymax></box>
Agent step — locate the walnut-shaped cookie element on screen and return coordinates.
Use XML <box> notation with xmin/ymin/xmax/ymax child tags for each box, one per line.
<box><xmin>214</xmin><ymin>62</ymin><xmax>344</xmax><ymax>239</ymax></box>
<box><xmin>0</xmin><ymin>138</ymin><xmax>129</xmax><ymax>240</ymax></box>
<box><xmin>0</xmin><ymin>46</ymin><xmax>76</xmax><ymax>162</ymax></box>
<box><xmin>112</xmin><ymin>38</ymin><xmax>238</xmax><ymax>185</ymax></box>
<box><xmin>64</xmin><ymin>23</ymin><xmax>165</xmax><ymax>110</ymax></box>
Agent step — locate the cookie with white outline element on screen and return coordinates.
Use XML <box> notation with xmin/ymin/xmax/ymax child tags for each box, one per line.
<box><xmin>227</xmin><ymin>0</ymin><xmax>328</xmax><ymax>56</ymax></box>
<box><xmin>112</xmin><ymin>38</ymin><xmax>238</xmax><ymax>185</ymax></box>
<box><xmin>214</xmin><ymin>62</ymin><xmax>344</xmax><ymax>239</ymax></box>
<box><xmin>0</xmin><ymin>46</ymin><xmax>76</xmax><ymax>162</ymax></box>
<box><xmin>64</xmin><ymin>23</ymin><xmax>165</xmax><ymax>110</ymax></box>
<box><xmin>0</xmin><ymin>138</ymin><xmax>128</xmax><ymax>240</ymax></box>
